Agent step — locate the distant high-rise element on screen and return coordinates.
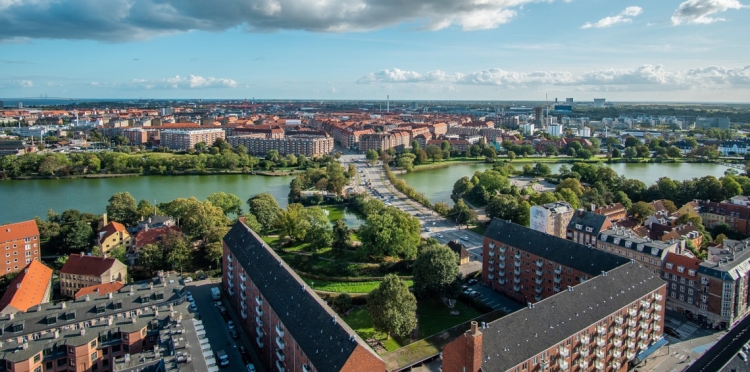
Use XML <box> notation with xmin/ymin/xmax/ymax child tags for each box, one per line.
<box><xmin>0</xmin><ymin>100</ymin><xmax>4</xmax><ymax>109</ymax></box>
<box><xmin>17</xmin><ymin>102</ymin><xmax>23</xmax><ymax>109</ymax></box>
<box><xmin>593</xmin><ymin>98</ymin><xmax>606</xmax><ymax>107</ymax></box>
<box><xmin>565</xmin><ymin>98</ymin><xmax>574</xmax><ymax>104</ymax></box>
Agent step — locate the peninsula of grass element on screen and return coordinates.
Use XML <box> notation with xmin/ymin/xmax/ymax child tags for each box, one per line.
<box><xmin>301</xmin><ymin>277</ymin><xmax>414</xmax><ymax>294</ymax></box>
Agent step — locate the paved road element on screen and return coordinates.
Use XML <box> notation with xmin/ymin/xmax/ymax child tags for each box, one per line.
<box><xmin>684</xmin><ymin>314</ymin><xmax>750</xmax><ymax>372</ymax></box>
<box><xmin>187</xmin><ymin>279</ymin><xmax>265</xmax><ymax>372</ymax></box>
<box><xmin>340</xmin><ymin>154</ymin><xmax>486</xmax><ymax>259</ymax></box>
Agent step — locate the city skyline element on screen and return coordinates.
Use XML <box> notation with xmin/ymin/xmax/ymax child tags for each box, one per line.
<box><xmin>0</xmin><ymin>0</ymin><xmax>748</xmax><ymax>101</ymax></box>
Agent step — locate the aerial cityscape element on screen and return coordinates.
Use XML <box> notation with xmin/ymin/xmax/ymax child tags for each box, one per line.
<box><xmin>2</xmin><ymin>1</ymin><xmax>750</xmax><ymax>372</ymax></box>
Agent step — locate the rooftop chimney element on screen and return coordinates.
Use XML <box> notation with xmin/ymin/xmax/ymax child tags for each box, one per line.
<box><xmin>471</xmin><ymin>321</ymin><xmax>478</xmax><ymax>335</ymax></box>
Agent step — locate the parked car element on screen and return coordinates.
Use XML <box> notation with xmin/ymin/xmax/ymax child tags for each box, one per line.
<box><xmin>227</xmin><ymin>321</ymin><xmax>235</xmax><ymax>331</ymax></box>
<box><xmin>189</xmin><ymin>302</ymin><xmax>197</xmax><ymax>311</ymax></box>
<box><xmin>230</xmin><ymin>328</ymin><xmax>239</xmax><ymax>339</ymax></box>
<box><xmin>216</xmin><ymin>350</ymin><xmax>229</xmax><ymax>367</ymax></box>
<box><xmin>218</xmin><ymin>306</ymin><xmax>227</xmax><ymax>315</ymax></box>
<box><xmin>246</xmin><ymin>364</ymin><xmax>257</xmax><ymax>372</ymax></box>
<box><xmin>461</xmin><ymin>236</ymin><xmax>469</xmax><ymax>241</ymax></box>
<box><xmin>183</xmin><ymin>277</ymin><xmax>193</xmax><ymax>283</ymax></box>
<box><xmin>471</xmin><ymin>291</ymin><xmax>481</xmax><ymax>298</ymax></box>
<box><xmin>467</xmin><ymin>279</ymin><xmax>478</xmax><ymax>285</ymax></box>
<box><xmin>664</xmin><ymin>326</ymin><xmax>680</xmax><ymax>338</ymax></box>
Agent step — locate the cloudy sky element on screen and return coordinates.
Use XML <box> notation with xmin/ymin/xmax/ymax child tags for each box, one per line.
<box><xmin>0</xmin><ymin>0</ymin><xmax>748</xmax><ymax>101</ymax></box>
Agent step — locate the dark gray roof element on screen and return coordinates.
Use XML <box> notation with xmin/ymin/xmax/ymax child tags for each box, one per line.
<box><xmin>480</xmin><ymin>262</ymin><xmax>665</xmax><ymax>371</ymax></box>
<box><xmin>485</xmin><ymin>219</ymin><xmax>627</xmax><ymax>276</ymax></box>
<box><xmin>223</xmin><ymin>221</ymin><xmax>381</xmax><ymax>372</ymax></box>
<box><xmin>699</xmin><ymin>239</ymin><xmax>750</xmax><ymax>281</ymax></box>
<box><xmin>567</xmin><ymin>210</ymin><xmax>609</xmax><ymax>235</ymax></box>
<box><xmin>598</xmin><ymin>228</ymin><xmax>679</xmax><ymax>259</ymax></box>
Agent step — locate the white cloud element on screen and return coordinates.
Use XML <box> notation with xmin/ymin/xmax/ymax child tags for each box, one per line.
<box><xmin>13</xmin><ymin>80</ymin><xmax>33</xmax><ymax>87</ymax></box>
<box><xmin>581</xmin><ymin>6</ymin><xmax>643</xmax><ymax>29</ymax></box>
<box><xmin>123</xmin><ymin>75</ymin><xmax>238</xmax><ymax>90</ymax></box>
<box><xmin>0</xmin><ymin>0</ymin><xmax>542</xmax><ymax>41</ymax></box>
<box><xmin>671</xmin><ymin>0</ymin><xmax>745</xmax><ymax>25</ymax></box>
<box><xmin>357</xmin><ymin>65</ymin><xmax>750</xmax><ymax>91</ymax></box>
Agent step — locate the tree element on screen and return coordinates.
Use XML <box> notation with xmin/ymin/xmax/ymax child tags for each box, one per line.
<box><xmin>486</xmin><ymin>194</ymin><xmax>520</xmax><ymax>221</ymax></box>
<box><xmin>54</xmin><ymin>255</ymin><xmax>69</xmax><ymax>271</ymax></box>
<box><xmin>304</xmin><ymin>207</ymin><xmax>333</xmax><ymax>251</ymax></box>
<box><xmin>624</xmin><ymin>136</ymin><xmax>640</xmax><ymax>148</ymax></box>
<box><xmin>205</xmin><ymin>241</ymin><xmax>223</xmax><ymax>269</ymax></box>
<box><xmin>368</xmin><ymin>274</ymin><xmax>417</xmax><ymax>338</ymax></box>
<box><xmin>452</xmin><ymin>177</ymin><xmax>474</xmax><ymax>199</ymax></box>
<box><xmin>425</xmin><ymin>145</ymin><xmax>443</xmax><ymax>162</ymax></box>
<box><xmin>106</xmin><ymin>192</ymin><xmax>138</xmax><ymax>225</ymax></box>
<box><xmin>397</xmin><ymin>153</ymin><xmax>416</xmax><ymax>172</ymax></box>
<box><xmin>413</xmin><ymin>245</ymin><xmax>460</xmax><ymax>299</ymax></box>
<box><xmin>333</xmin><ymin>293</ymin><xmax>353</xmax><ymax>313</ymax></box>
<box><xmin>162</xmin><ymin>232</ymin><xmax>192</xmax><ymax>273</ymax></box>
<box><xmin>533</xmin><ymin>163</ymin><xmax>551</xmax><ymax>177</ymax></box>
<box><xmin>365</xmin><ymin>149</ymin><xmax>379</xmax><ymax>164</ymax></box>
<box><xmin>629</xmin><ymin>201</ymin><xmax>656</xmax><ymax>224</ymax></box>
<box><xmin>556</xmin><ymin>178</ymin><xmax>584</xmax><ymax>196</ymax></box>
<box><xmin>61</xmin><ymin>221</ymin><xmax>94</xmax><ymax>252</ymax></box>
<box><xmin>469</xmin><ymin>144</ymin><xmax>482</xmax><ymax>158</ymax></box>
<box><xmin>332</xmin><ymin>219</ymin><xmax>350</xmax><ymax>254</ymax></box>
<box><xmin>109</xmin><ymin>245</ymin><xmax>128</xmax><ymax>264</ymax></box>
<box><xmin>722</xmin><ymin>177</ymin><xmax>743</xmax><ymax>199</ymax></box>
<box><xmin>611</xmin><ymin>148</ymin><xmax>621</xmax><ymax>158</ymax></box>
<box><xmin>137</xmin><ymin>199</ymin><xmax>158</xmax><ymax>219</ymax></box>
<box><xmin>613</xmin><ymin>191</ymin><xmax>632</xmax><ymax>209</ymax></box>
<box><xmin>177</xmin><ymin>198</ymin><xmax>229</xmax><ymax>239</ymax></box>
<box><xmin>624</xmin><ymin>147</ymin><xmax>638</xmax><ymax>159</ymax></box>
<box><xmin>207</xmin><ymin>192</ymin><xmax>243</xmax><ymax>216</ymax></box>
<box><xmin>477</xmin><ymin>170</ymin><xmax>510</xmax><ymax>194</ymax></box>
<box><xmin>449</xmin><ymin>199</ymin><xmax>477</xmax><ymax>227</ymax></box>
<box><xmin>276</xmin><ymin>203</ymin><xmax>310</xmax><ymax>242</ymax></box>
<box><xmin>137</xmin><ymin>244</ymin><xmax>164</xmax><ymax>276</ymax></box>
<box><xmin>359</xmin><ymin>208</ymin><xmax>421</xmax><ymax>260</ymax></box>
<box><xmin>481</xmin><ymin>147</ymin><xmax>497</xmax><ymax>160</ymax></box>
<box><xmin>507</xmin><ymin>151</ymin><xmax>516</xmax><ymax>160</ymax></box>
<box><xmin>247</xmin><ymin>193</ymin><xmax>282</xmax><ymax>235</ymax></box>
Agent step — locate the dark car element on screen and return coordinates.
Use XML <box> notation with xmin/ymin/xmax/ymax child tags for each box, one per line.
<box><xmin>664</xmin><ymin>326</ymin><xmax>681</xmax><ymax>338</ymax></box>
<box><xmin>218</xmin><ymin>305</ymin><xmax>227</xmax><ymax>315</ymax></box>
<box><xmin>230</xmin><ymin>329</ymin><xmax>239</xmax><ymax>339</ymax></box>
<box><xmin>467</xmin><ymin>279</ymin><xmax>478</xmax><ymax>285</ymax></box>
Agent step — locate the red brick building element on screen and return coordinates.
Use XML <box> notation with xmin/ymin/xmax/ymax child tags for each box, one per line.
<box><xmin>483</xmin><ymin>219</ymin><xmax>629</xmax><ymax>303</ymax></box>
<box><xmin>443</xmin><ymin>262</ymin><xmax>666</xmax><ymax>372</ymax></box>
<box><xmin>223</xmin><ymin>221</ymin><xmax>385</xmax><ymax>372</ymax></box>
<box><xmin>0</xmin><ymin>220</ymin><xmax>41</xmax><ymax>277</ymax></box>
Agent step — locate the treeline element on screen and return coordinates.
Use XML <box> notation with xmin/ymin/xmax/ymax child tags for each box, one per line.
<box><xmin>287</xmin><ymin>162</ymin><xmax>355</xmax><ymax>203</ymax></box>
<box><xmin>573</xmin><ymin>105</ymin><xmax>750</xmax><ymax>124</ymax></box>
<box><xmin>0</xmin><ymin>139</ymin><xmax>338</xmax><ymax>178</ymax></box>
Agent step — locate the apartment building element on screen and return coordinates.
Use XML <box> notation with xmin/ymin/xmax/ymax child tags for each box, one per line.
<box><xmin>426</xmin><ymin>139</ymin><xmax>471</xmax><ymax>153</ymax></box>
<box><xmin>359</xmin><ymin>132</ymin><xmax>410</xmax><ymax>152</ymax></box>
<box><xmin>0</xmin><ymin>261</ymin><xmax>53</xmax><ymax>316</ymax></box>
<box><xmin>530</xmin><ymin>202</ymin><xmax>575</xmax><ymax>239</ymax></box>
<box><xmin>223</xmin><ymin>220</ymin><xmax>385</xmax><ymax>372</ymax></box>
<box><xmin>483</xmin><ymin>219</ymin><xmax>629</xmax><ymax>304</ymax></box>
<box><xmin>1</xmin><ymin>220</ymin><xmax>41</xmax><ymax>277</ymax></box>
<box><xmin>597</xmin><ymin>228</ymin><xmax>683</xmax><ymax>275</ymax></box>
<box><xmin>661</xmin><ymin>239</ymin><xmax>750</xmax><ymax>329</ymax></box>
<box><xmin>567</xmin><ymin>209</ymin><xmax>612</xmax><ymax>246</ymax></box>
<box><xmin>227</xmin><ymin>133</ymin><xmax>334</xmax><ymax>157</ymax></box>
<box><xmin>698</xmin><ymin>200</ymin><xmax>750</xmax><ymax>235</ymax></box>
<box><xmin>0</xmin><ymin>272</ymin><xmax>193</xmax><ymax>372</ymax></box>
<box><xmin>594</xmin><ymin>203</ymin><xmax>628</xmax><ymax>222</ymax></box>
<box><xmin>443</xmin><ymin>262</ymin><xmax>667</xmax><ymax>372</ymax></box>
<box><xmin>59</xmin><ymin>255</ymin><xmax>127</xmax><ymax>299</ymax></box>
<box><xmin>96</xmin><ymin>222</ymin><xmax>132</xmax><ymax>254</ymax></box>
<box><xmin>160</xmin><ymin>128</ymin><xmax>225</xmax><ymax>150</ymax></box>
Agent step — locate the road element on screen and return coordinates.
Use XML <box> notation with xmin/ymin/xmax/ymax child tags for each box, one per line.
<box><xmin>187</xmin><ymin>279</ymin><xmax>265</xmax><ymax>372</ymax></box>
<box><xmin>340</xmin><ymin>154</ymin><xmax>486</xmax><ymax>259</ymax></box>
<box><xmin>684</xmin><ymin>313</ymin><xmax>750</xmax><ymax>372</ymax></box>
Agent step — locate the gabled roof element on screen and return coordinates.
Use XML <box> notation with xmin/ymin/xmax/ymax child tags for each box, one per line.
<box><xmin>480</xmin><ymin>262</ymin><xmax>664</xmax><ymax>371</ymax></box>
<box><xmin>485</xmin><ymin>219</ymin><xmax>627</xmax><ymax>276</ymax></box>
<box><xmin>567</xmin><ymin>210</ymin><xmax>610</xmax><ymax>235</ymax></box>
<box><xmin>223</xmin><ymin>221</ymin><xmax>382</xmax><ymax>371</ymax></box>
<box><xmin>98</xmin><ymin>221</ymin><xmax>128</xmax><ymax>243</ymax></box>
<box><xmin>447</xmin><ymin>241</ymin><xmax>470</xmax><ymax>260</ymax></box>
<box><xmin>60</xmin><ymin>254</ymin><xmax>121</xmax><ymax>277</ymax></box>
<box><xmin>0</xmin><ymin>260</ymin><xmax>52</xmax><ymax>315</ymax></box>
<box><xmin>663</xmin><ymin>252</ymin><xmax>701</xmax><ymax>278</ymax></box>
<box><xmin>74</xmin><ymin>281</ymin><xmax>125</xmax><ymax>300</ymax></box>
<box><xmin>134</xmin><ymin>226</ymin><xmax>181</xmax><ymax>248</ymax></box>
<box><xmin>0</xmin><ymin>220</ymin><xmax>39</xmax><ymax>243</ymax></box>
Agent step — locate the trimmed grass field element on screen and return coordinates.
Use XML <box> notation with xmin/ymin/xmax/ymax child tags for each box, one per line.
<box><xmin>344</xmin><ymin>307</ymin><xmax>406</xmax><ymax>352</ymax></box>
<box><xmin>302</xmin><ymin>277</ymin><xmax>413</xmax><ymax>293</ymax></box>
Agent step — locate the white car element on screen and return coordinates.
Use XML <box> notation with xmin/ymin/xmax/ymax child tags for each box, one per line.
<box><xmin>227</xmin><ymin>321</ymin><xmax>235</xmax><ymax>331</ymax></box>
<box><xmin>183</xmin><ymin>277</ymin><xmax>193</xmax><ymax>283</ymax></box>
<box><xmin>436</xmin><ymin>233</ymin><xmax>443</xmax><ymax>238</ymax></box>
<box><xmin>461</xmin><ymin>236</ymin><xmax>469</xmax><ymax>241</ymax></box>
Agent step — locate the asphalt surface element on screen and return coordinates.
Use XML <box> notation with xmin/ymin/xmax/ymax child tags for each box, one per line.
<box><xmin>186</xmin><ymin>279</ymin><xmax>265</xmax><ymax>372</ymax></box>
<box><xmin>685</xmin><ymin>313</ymin><xmax>750</xmax><ymax>372</ymax></box>
<box><xmin>340</xmin><ymin>154</ymin><xmax>486</xmax><ymax>257</ymax></box>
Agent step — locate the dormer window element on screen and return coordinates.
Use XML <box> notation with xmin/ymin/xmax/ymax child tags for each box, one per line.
<box><xmin>96</xmin><ymin>304</ymin><xmax>106</xmax><ymax>314</ymax></box>
<box><xmin>665</xmin><ymin>263</ymin><xmax>673</xmax><ymax>269</ymax></box>
<box><xmin>625</xmin><ymin>241</ymin><xmax>632</xmax><ymax>248</ymax></box>
<box><xmin>575</xmin><ymin>224</ymin><xmax>583</xmax><ymax>230</ymax></box>
<box><xmin>688</xmin><ymin>269</ymin><xmax>696</xmax><ymax>277</ymax></box>
<box><xmin>677</xmin><ymin>266</ymin><xmax>685</xmax><ymax>273</ymax></box>
<box><xmin>637</xmin><ymin>244</ymin><xmax>644</xmax><ymax>251</ymax></box>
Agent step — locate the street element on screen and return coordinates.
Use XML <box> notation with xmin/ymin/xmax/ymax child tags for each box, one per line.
<box><xmin>186</xmin><ymin>278</ymin><xmax>265</xmax><ymax>372</ymax></box>
<box><xmin>340</xmin><ymin>154</ymin><xmax>486</xmax><ymax>259</ymax></box>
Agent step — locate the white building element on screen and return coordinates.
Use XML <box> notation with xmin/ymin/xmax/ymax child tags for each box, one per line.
<box><xmin>547</xmin><ymin>123</ymin><xmax>563</xmax><ymax>137</ymax></box>
<box><xmin>577</xmin><ymin>126</ymin><xmax>591</xmax><ymax>137</ymax></box>
<box><xmin>520</xmin><ymin>123</ymin><xmax>534</xmax><ymax>135</ymax></box>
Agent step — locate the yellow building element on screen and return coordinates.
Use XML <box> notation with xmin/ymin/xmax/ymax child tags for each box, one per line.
<box><xmin>97</xmin><ymin>221</ymin><xmax>132</xmax><ymax>254</ymax></box>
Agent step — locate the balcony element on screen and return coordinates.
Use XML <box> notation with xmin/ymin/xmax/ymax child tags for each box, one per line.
<box><xmin>302</xmin><ymin>365</ymin><xmax>312</xmax><ymax>372</ymax></box>
<box><xmin>581</xmin><ymin>335</ymin><xmax>591</xmax><ymax>344</ymax></box>
<box><xmin>488</xmin><ymin>274</ymin><xmax>495</xmax><ymax>280</ymax></box>
<box><xmin>256</xmin><ymin>336</ymin><xmax>264</xmax><ymax>348</ymax></box>
<box><xmin>256</xmin><ymin>326</ymin><xmax>264</xmax><ymax>337</ymax></box>
<box><xmin>536</xmin><ymin>260</ymin><xmax>544</xmax><ymax>268</ymax></box>
<box><xmin>228</xmin><ymin>264</ymin><xmax>234</xmax><ymax>272</ymax></box>
<box><xmin>640</xmin><ymin>332</ymin><xmax>649</xmax><ymax>341</ymax></box>
<box><xmin>255</xmin><ymin>296</ymin><xmax>263</xmax><ymax>306</ymax></box>
<box><xmin>595</xmin><ymin>360</ymin><xmax>605</xmax><ymax>370</ymax></box>
<box><xmin>554</xmin><ymin>276</ymin><xmax>562</xmax><ymax>284</ymax></box>
<box><xmin>613</xmin><ymin>350</ymin><xmax>622</xmax><ymax>359</ymax></box>
<box><xmin>558</xmin><ymin>359</ymin><xmax>569</xmax><ymax>370</ymax></box>
<box><xmin>615</xmin><ymin>316</ymin><xmax>624</xmax><ymax>325</ymax></box>
<box><xmin>627</xmin><ymin>340</ymin><xmax>636</xmax><ymax>349</ymax></box>
<box><xmin>498</xmin><ymin>278</ymin><xmax>506</xmax><ymax>285</ymax></box>
<box><xmin>228</xmin><ymin>289</ymin><xmax>234</xmax><ymax>296</ymax></box>
<box><xmin>240</xmin><ymin>273</ymin><xmax>246</xmax><ymax>282</ymax></box>
<box><xmin>276</xmin><ymin>360</ymin><xmax>285</xmax><ymax>372</ymax></box>
<box><xmin>654</xmin><ymin>325</ymin><xmax>661</xmax><ymax>332</ymax></box>
<box><xmin>514</xmin><ymin>269</ymin><xmax>521</xmax><ymax>276</ymax></box>
<box><xmin>642</xmin><ymin>312</ymin><xmax>651</xmax><ymax>319</ymax></box>
<box><xmin>614</xmin><ymin>328</ymin><xmax>623</xmax><ymax>337</ymax></box>
<box><xmin>639</xmin><ymin>342</ymin><xmax>648</xmax><ymax>351</ymax></box>
<box><xmin>499</xmin><ymin>262</ymin><xmax>506</xmax><ymax>269</ymax></box>
<box><xmin>540</xmin><ymin>359</ymin><xmax>549</xmax><ymax>370</ymax></box>
<box><xmin>597</xmin><ymin>325</ymin><xmax>606</xmax><ymax>335</ymax></box>
<box><xmin>241</xmin><ymin>301</ymin><xmax>247</xmax><ymax>310</ymax></box>
<box><xmin>240</xmin><ymin>291</ymin><xmax>246</xmax><ymax>301</ymax></box>
<box><xmin>580</xmin><ymin>348</ymin><xmax>590</xmax><ymax>357</ymax></box>
<box><xmin>227</xmin><ymin>254</ymin><xmax>233</xmax><ymax>262</ymax></box>
<box><xmin>628</xmin><ymin>319</ymin><xmax>637</xmax><ymax>328</ymax></box>
<box><xmin>629</xmin><ymin>308</ymin><xmax>638</xmax><ymax>317</ymax></box>
<box><xmin>596</xmin><ymin>349</ymin><xmax>605</xmax><ymax>359</ymax></box>
<box><xmin>515</xmin><ymin>253</ymin><xmax>521</xmax><ymax>259</ymax></box>
<box><xmin>627</xmin><ymin>351</ymin><xmax>636</xmax><ymax>360</ymax></box>
<box><xmin>513</xmin><ymin>285</ymin><xmax>521</xmax><ymax>292</ymax></box>
<box><xmin>256</xmin><ymin>316</ymin><xmax>263</xmax><ymax>327</ymax></box>
<box><xmin>489</xmin><ymin>260</ymin><xmax>495</xmax><ymax>266</ymax></box>
<box><xmin>499</xmin><ymin>270</ymin><xmax>505</xmax><ymax>277</ymax></box>
<box><xmin>613</xmin><ymin>361</ymin><xmax>622</xmax><ymax>370</ymax></box>
<box><xmin>655</xmin><ymin>304</ymin><xmax>663</xmax><ymax>312</ymax></box>
<box><xmin>596</xmin><ymin>337</ymin><xmax>606</xmax><ymax>348</ymax></box>
<box><xmin>627</xmin><ymin>330</ymin><xmax>636</xmax><ymax>339</ymax></box>
<box><xmin>489</xmin><ymin>242</ymin><xmax>495</xmax><ymax>249</ymax></box>
<box><xmin>276</xmin><ymin>337</ymin><xmax>285</xmax><ymax>349</ymax></box>
<box><xmin>554</xmin><ymin>266</ymin><xmax>562</xmax><ymax>274</ymax></box>
<box><xmin>554</xmin><ymin>286</ymin><xmax>561</xmax><ymax>292</ymax></box>
<box><xmin>514</xmin><ymin>260</ymin><xmax>521</xmax><ymax>267</ymax></box>
<box><xmin>256</xmin><ymin>306</ymin><xmax>263</xmax><ymax>316</ymax></box>
<box><xmin>276</xmin><ymin>349</ymin><xmax>285</xmax><ymax>362</ymax></box>
<box><xmin>535</xmin><ymin>278</ymin><xmax>543</xmax><ymax>285</ymax></box>
<box><xmin>654</xmin><ymin>314</ymin><xmax>662</xmax><ymax>321</ymax></box>
<box><xmin>240</xmin><ymin>282</ymin><xmax>247</xmax><ymax>292</ymax></box>
<box><xmin>534</xmin><ymin>295</ymin><xmax>542</xmax><ymax>301</ymax></box>
<box><xmin>241</xmin><ymin>310</ymin><xmax>247</xmax><ymax>319</ymax></box>
<box><xmin>614</xmin><ymin>339</ymin><xmax>622</xmax><ymax>348</ymax></box>
<box><xmin>276</xmin><ymin>325</ymin><xmax>285</xmax><ymax>338</ymax></box>
<box><xmin>499</xmin><ymin>246</ymin><xmax>506</xmax><ymax>254</ymax></box>
<box><xmin>639</xmin><ymin>321</ymin><xmax>647</xmax><ymax>329</ymax></box>
<box><xmin>535</xmin><ymin>287</ymin><xmax>542</xmax><ymax>293</ymax></box>
<box><xmin>514</xmin><ymin>277</ymin><xmax>521</xmax><ymax>284</ymax></box>
<box><xmin>655</xmin><ymin>293</ymin><xmax>663</xmax><ymax>301</ymax></box>
<box><xmin>499</xmin><ymin>255</ymin><xmax>506</xmax><ymax>261</ymax></box>
<box><xmin>559</xmin><ymin>347</ymin><xmax>570</xmax><ymax>358</ymax></box>
<box><xmin>641</xmin><ymin>300</ymin><xmax>652</xmax><ymax>309</ymax></box>
<box><xmin>228</xmin><ymin>272</ymin><xmax>234</xmax><ymax>281</ymax></box>
<box><xmin>535</xmin><ymin>269</ymin><xmax>543</xmax><ymax>276</ymax></box>
<box><xmin>579</xmin><ymin>360</ymin><xmax>589</xmax><ymax>369</ymax></box>
<box><xmin>488</xmin><ymin>266</ymin><xmax>494</xmax><ymax>273</ymax></box>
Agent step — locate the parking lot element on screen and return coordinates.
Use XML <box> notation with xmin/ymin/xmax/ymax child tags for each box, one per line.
<box><xmin>186</xmin><ymin>278</ymin><xmax>264</xmax><ymax>372</ymax></box>
<box><xmin>463</xmin><ymin>280</ymin><xmax>525</xmax><ymax>313</ymax></box>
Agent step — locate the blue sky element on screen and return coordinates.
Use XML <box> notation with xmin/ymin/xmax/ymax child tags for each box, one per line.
<box><xmin>0</xmin><ymin>0</ymin><xmax>748</xmax><ymax>102</ymax></box>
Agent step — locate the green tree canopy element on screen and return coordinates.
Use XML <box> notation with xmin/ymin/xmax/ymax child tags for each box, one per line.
<box><xmin>413</xmin><ymin>245</ymin><xmax>460</xmax><ymax>299</ymax></box>
<box><xmin>246</xmin><ymin>193</ymin><xmax>282</xmax><ymax>234</ymax></box>
<box><xmin>106</xmin><ymin>192</ymin><xmax>138</xmax><ymax>225</ymax></box>
<box><xmin>359</xmin><ymin>207</ymin><xmax>421</xmax><ymax>260</ymax></box>
<box><xmin>207</xmin><ymin>192</ymin><xmax>243</xmax><ymax>216</ymax></box>
<box><xmin>629</xmin><ymin>201</ymin><xmax>656</xmax><ymax>224</ymax></box>
<box><xmin>367</xmin><ymin>274</ymin><xmax>417</xmax><ymax>338</ymax></box>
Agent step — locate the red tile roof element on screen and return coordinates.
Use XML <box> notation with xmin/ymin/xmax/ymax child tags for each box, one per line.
<box><xmin>61</xmin><ymin>254</ymin><xmax>119</xmax><ymax>277</ymax></box>
<box><xmin>662</xmin><ymin>252</ymin><xmax>701</xmax><ymax>277</ymax></box>
<box><xmin>74</xmin><ymin>281</ymin><xmax>124</xmax><ymax>300</ymax></box>
<box><xmin>98</xmin><ymin>221</ymin><xmax>128</xmax><ymax>244</ymax></box>
<box><xmin>134</xmin><ymin>226</ymin><xmax>181</xmax><ymax>248</ymax></box>
<box><xmin>0</xmin><ymin>220</ymin><xmax>40</xmax><ymax>243</ymax></box>
<box><xmin>0</xmin><ymin>260</ymin><xmax>52</xmax><ymax>314</ymax></box>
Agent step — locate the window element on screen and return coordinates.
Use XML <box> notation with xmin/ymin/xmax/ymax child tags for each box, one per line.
<box><xmin>677</xmin><ymin>266</ymin><xmax>685</xmax><ymax>273</ymax></box>
<box><xmin>34</xmin><ymin>367</ymin><xmax>41</xmax><ymax>372</ymax></box>
<box><xmin>91</xmin><ymin>351</ymin><xmax>97</xmax><ymax>361</ymax></box>
<box><xmin>96</xmin><ymin>304</ymin><xmax>105</xmax><ymax>314</ymax></box>
<box><xmin>91</xmin><ymin>340</ymin><xmax>97</xmax><ymax>348</ymax></box>
<box><xmin>12</xmin><ymin>322</ymin><xmax>23</xmax><ymax>332</ymax></box>
<box><xmin>688</xmin><ymin>269</ymin><xmax>696</xmax><ymax>276</ymax></box>
<box><xmin>34</xmin><ymin>354</ymin><xmax>41</xmax><ymax>363</ymax></box>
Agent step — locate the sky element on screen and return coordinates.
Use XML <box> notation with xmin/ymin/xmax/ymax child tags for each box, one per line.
<box><xmin>0</xmin><ymin>0</ymin><xmax>748</xmax><ymax>102</ymax></box>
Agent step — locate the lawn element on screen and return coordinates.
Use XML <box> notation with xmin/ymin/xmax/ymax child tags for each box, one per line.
<box><xmin>301</xmin><ymin>277</ymin><xmax>413</xmax><ymax>294</ymax></box>
<box><xmin>261</xmin><ymin>236</ymin><xmax>279</xmax><ymax>247</ymax></box>
<box><xmin>344</xmin><ymin>307</ymin><xmax>406</xmax><ymax>352</ymax></box>
<box><xmin>416</xmin><ymin>297</ymin><xmax>484</xmax><ymax>338</ymax></box>
<box><xmin>469</xmin><ymin>224</ymin><xmax>487</xmax><ymax>235</ymax></box>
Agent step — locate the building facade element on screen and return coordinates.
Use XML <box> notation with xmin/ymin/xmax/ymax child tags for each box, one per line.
<box><xmin>698</xmin><ymin>200</ymin><xmax>750</xmax><ymax>235</ymax></box>
<box><xmin>530</xmin><ymin>202</ymin><xmax>575</xmax><ymax>239</ymax></box>
<box><xmin>597</xmin><ymin>229</ymin><xmax>682</xmax><ymax>275</ymax></box>
<box><xmin>567</xmin><ymin>209</ymin><xmax>612</xmax><ymax>246</ymax></box>
<box><xmin>0</xmin><ymin>272</ymin><xmax>191</xmax><ymax>372</ymax></box>
<box><xmin>443</xmin><ymin>262</ymin><xmax>667</xmax><ymax>372</ymax></box>
<box><xmin>483</xmin><ymin>219</ymin><xmax>629</xmax><ymax>304</ymax></box>
<box><xmin>97</xmin><ymin>222</ymin><xmax>132</xmax><ymax>254</ymax></box>
<box><xmin>227</xmin><ymin>134</ymin><xmax>334</xmax><ymax>157</ymax></box>
<box><xmin>223</xmin><ymin>221</ymin><xmax>385</xmax><ymax>372</ymax></box>
<box><xmin>1</xmin><ymin>220</ymin><xmax>41</xmax><ymax>277</ymax></box>
<box><xmin>160</xmin><ymin>128</ymin><xmax>225</xmax><ymax>150</ymax></box>
<box><xmin>59</xmin><ymin>255</ymin><xmax>127</xmax><ymax>299</ymax></box>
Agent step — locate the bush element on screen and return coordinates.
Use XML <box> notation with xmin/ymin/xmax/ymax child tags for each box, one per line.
<box><xmin>378</xmin><ymin>259</ymin><xmax>414</xmax><ymax>275</ymax></box>
<box><xmin>332</xmin><ymin>293</ymin><xmax>353</xmax><ymax>313</ymax></box>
